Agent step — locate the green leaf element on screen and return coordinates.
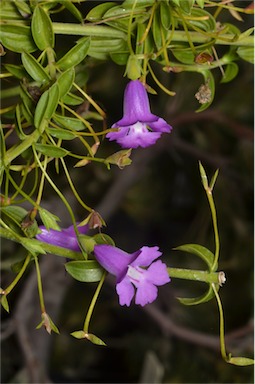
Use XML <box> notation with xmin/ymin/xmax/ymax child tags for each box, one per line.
<box><xmin>173</xmin><ymin>243</ymin><xmax>215</xmax><ymax>270</ymax></box>
<box><xmin>65</xmin><ymin>260</ymin><xmax>104</xmax><ymax>283</ymax></box>
<box><xmin>0</xmin><ymin>25</ymin><xmax>37</xmax><ymax>53</ymax></box>
<box><xmin>71</xmin><ymin>330</ymin><xmax>87</xmax><ymax>339</ymax></box>
<box><xmin>34</xmin><ymin>143</ymin><xmax>69</xmax><ymax>158</ymax></box>
<box><xmin>4</xmin><ymin>64</ymin><xmax>28</xmax><ymax>80</ymax></box>
<box><xmin>93</xmin><ymin>233</ymin><xmax>115</xmax><ymax>246</ymax></box>
<box><xmin>34</xmin><ymin>83</ymin><xmax>60</xmax><ymax>130</ymax></box>
<box><xmin>178</xmin><ymin>284</ymin><xmax>216</xmax><ymax>305</ymax></box>
<box><xmin>1</xmin><ymin>295</ymin><xmax>10</xmax><ymax>313</ymax></box>
<box><xmin>61</xmin><ymin>92</ymin><xmax>84</xmax><ymax>106</ymax></box>
<box><xmin>31</xmin><ymin>5</ymin><xmax>54</xmax><ymax>50</ymax></box>
<box><xmin>47</xmin><ymin>128</ymin><xmax>75</xmax><ymax>140</ymax></box>
<box><xmin>195</xmin><ymin>0</ymin><xmax>205</xmax><ymax>8</ymax></box>
<box><xmin>53</xmin><ymin>114</ymin><xmax>86</xmax><ymax>131</ymax></box>
<box><xmin>110</xmin><ymin>52</ymin><xmax>129</xmax><ymax>65</ymax></box>
<box><xmin>86</xmin><ymin>2</ymin><xmax>117</xmax><ymax>21</ymax></box>
<box><xmin>160</xmin><ymin>1</ymin><xmax>171</xmax><ymax>30</ymax></box>
<box><xmin>227</xmin><ymin>356</ymin><xmax>255</xmax><ymax>366</ymax></box>
<box><xmin>179</xmin><ymin>0</ymin><xmax>195</xmax><ymax>14</ymax></box>
<box><xmin>21</xmin><ymin>52</ymin><xmax>51</xmax><ymax>84</ymax></box>
<box><xmin>122</xmin><ymin>0</ymin><xmax>154</xmax><ymax>8</ymax></box>
<box><xmin>56</xmin><ymin>38</ymin><xmax>90</xmax><ymax>71</ymax></box>
<box><xmin>38</xmin><ymin>208</ymin><xmax>60</xmax><ymax>231</ymax></box>
<box><xmin>152</xmin><ymin>8</ymin><xmax>162</xmax><ymax>50</ymax></box>
<box><xmin>64</xmin><ymin>1</ymin><xmax>83</xmax><ymax>22</ymax></box>
<box><xmin>221</xmin><ymin>62</ymin><xmax>239</xmax><ymax>83</ymax></box>
<box><xmin>57</xmin><ymin>68</ymin><xmax>75</xmax><ymax>99</ymax></box>
<box><xmin>236</xmin><ymin>46</ymin><xmax>254</xmax><ymax>64</ymax></box>
<box><xmin>21</xmin><ymin>238</ymin><xmax>46</xmax><ymax>255</ymax></box>
<box><xmin>172</xmin><ymin>47</ymin><xmax>195</xmax><ymax>64</ymax></box>
<box><xmin>85</xmin><ymin>333</ymin><xmax>107</xmax><ymax>346</ymax></box>
<box><xmin>188</xmin><ymin>8</ymin><xmax>216</xmax><ymax>31</ymax></box>
<box><xmin>1</xmin><ymin>206</ymin><xmax>27</xmax><ymax>226</ymax></box>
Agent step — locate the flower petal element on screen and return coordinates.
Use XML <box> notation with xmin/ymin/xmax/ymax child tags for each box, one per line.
<box><xmin>149</xmin><ymin>117</ymin><xmax>172</xmax><ymax>133</ymax></box>
<box><xmin>36</xmin><ymin>227</ymin><xmax>80</xmax><ymax>251</ymax></box>
<box><xmin>116</xmin><ymin>80</ymin><xmax>158</xmax><ymax>126</ymax></box>
<box><xmin>116</xmin><ymin>276</ymin><xmax>135</xmax><ymax>306</ymax></box>
<box><xmin>146</xmin><ymin>260</ymin><xmax>170</xmax><ymax>285</ymax></box>
<box><xmin>93</xmin><ymin>244</ymin><xmax>137</xmax><ymax>278</ymax></box>
<box><xmin>131</xmin><ymin>246</ymin><xmax>162</xmax><ymax>268</ymax></box>
<box><xmin>135</xmin><ymin>280</ymin><xmax>158</xmax><ymax>306</ymax></box>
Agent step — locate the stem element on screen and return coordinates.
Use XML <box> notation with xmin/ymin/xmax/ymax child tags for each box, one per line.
<box><xmin>3</xmin><ymin>253</ymin><xmax>31</xmax><ymax>295</ymax></box>
<box><xmin>52</xmin><ymin>23</ymin><xmax>127</xmax><ymax>39</ymax></box>
<box><xmin>33</xmin><ymin>255</ymin><xmax>45</xmax><ymax>313</ymax></box>
<box><xmin>206</xmin><ymin>189</ymin><xmax>220</xmax><ymax>271</ymax></box>
<box><xmin>83</xmin><ymin>271</ymin><xmax>107</xmax><ymax>333</ymax></box>
<box><xmin>212</xmin><ymin>283</ymin><xmax>228</xmax><ymax>361</ymax></box>
<box><xmin>168</xmin><ymin>267</ymin><xmax>221</xmax><ymax>284</ymax></box>
<box><xmin>60</xmin><ymin>157</ymin><xmax>92</xmax><ymax>213</ymax></box>
<box><xmin>1</xmin><ymin>130</ymin><xmax>41</xmax><ymax>170</ymax></box>
<box><xmin>52</xmin><ymin>23</ymin><xmax>254</xmax><ymax>47</ymax></box>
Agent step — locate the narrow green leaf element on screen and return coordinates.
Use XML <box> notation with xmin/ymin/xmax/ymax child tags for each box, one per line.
<box><xmin>31</xmin><ymin>5</ymin><xmax>54</xmax><ymax>50</ymax></box>
<box><xmin>34</xmin><ymin>143</ymin><xmax>69</xmax><ymax>158</ymax></box>
<box><xmin>38</xmin><ymin>208</ymin><xmax>60</xmax><ymax>231</ymax></box>
<box><xmin>64</xmin><ymin>1</ymin><xmax>83</xmax><ymax>22</ymax></box>
<box><xmin>152</xmin><ymin>9</ymin><xmax>162</xmax><ymax>50</ymax></box>
<box><xmin>85</xmin><ymin>333</ymin><xmax>107</xmax><ymax>346</ymax></box>
<box><xmin>86</xmin><ymin>2</ymin><xmax>117</xmax><ymax>21</ymax></box>
<box><xmin>1</xmin><ymin>206</ymin><xmax>27</xmax><ymax>225</ymax></box>
<box><xmin>34</xmin><ymin>83</ymin><xmax>60</xmax><ymax>129</ymax></box>
<box><xmin>53</xmin><ymin>114</ymin><xmax>86</xmax><ymax>131</ymax></box>
<box><xmin>0</xmin><ymin>25</ymin><xmax>37</xmax><ymax>53</ymax></box>
<box><xmin>61</xmin><ymin>92</ymin><xmax>84</xmax><ymax>106</ymax></box>
<box><xmin>65</xmin><ymin>260</ymin><xmax>104</xmax><ymax>283</ymax></box>
<box><xmin>4</xmin><ymin>64</ymin><xmax>28</xmax><ymax>80</ymax></box>
<box><xmin>173</xmin><ymin>244</ymin><xmax>215</xmax><ymax>270</ymax></box>
<box><xmin>236</xmin><ymin>46</ymin><xmax>254</xmax><ymax>64</ymax></box>
<box><xmin>93</xmin><ymin>233</ymin><xmax>115</xmax><ymax>246</ymax></box>
<box><xmin>21</xmin><ymin>238</ymin><xmax>46</xmax><ymax>254</ymax></box>
<box><xmin>21</xmin><ymin>52</ymin><xmax>51</xmax><ymax>84</ymax></box>
<box><xmin>71</xmin><ymin>330</ymin><xmax>87</xmax><ymax>339</ymax></box>
<box><xmin>56</xmin><ymin>38</ymin><xmax>90</xmax><ymax>71</ymax></box>
<box><xmin>1</xmin><ymin>295</ymin><xmax>10</xmax><ymax>313</ymax></box>
<box><xmin>180</xmin><ymin>0</ymin><xmax>195</xmax><ymax>14</ymax></box>
<box><xmin>57</xmin><ymin>68</ymin><xmax>75</xmax><ymax>99</ymax></box>
<box><xmin>227</xmin><ymin>357</ymin><xmax>255</xmax><ymax>366</ymax></box>
<box><xmin>221</xmin><ymin>63</ymin><xmax>239</xmax><ymax>83</ymax></box>
<box><xmin>160</xmin><ymin>1</ymin><xmax>171</xmax><ymax>30</ymax></box>
<box><xmin>47</xmin><ymin>128</ymin><xmax>75</xmax><ymax>140</ymax></box>
<box><xmin>209</xmin><ymin>169</ymin><xmax>219</xmax><ymax>191</ymax></box>
<box><xmin>178</xmin><ymin>284</ymin><xmax>216</xmax><ymax>306</ymax></box>
<box><xmin>199</xmin><ymin>161</ymin><xmax>208</xmax><ymax>189</ymax></box>
<box><xmin>195</xmin><ymin>0</ymin><xmax>205</xmax><ymax>8</ymax></box>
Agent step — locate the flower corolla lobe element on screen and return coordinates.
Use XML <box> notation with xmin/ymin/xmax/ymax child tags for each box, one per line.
<box><xmin>94</xmin><ymin>244</ymin><xmax>170</xmax><ymax>306</ymax></box>
<box><xmin>106</xmin><ymin>80</ymin><xmax>172</xmax><ymax>148</ymax></box>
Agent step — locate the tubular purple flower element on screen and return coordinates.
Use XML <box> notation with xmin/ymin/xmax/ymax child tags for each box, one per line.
<box><xmin>106</xmin><ymin>80</ymin><xmax>172</xmax><ymax>149</ymax></box>
<box><xmin>36</xmin><ymin>223</ymin><xmax>89</xmax><ymax>252</ymax></box>
<box><xmin>93</xmin><ymin>244</ymin><xmax>170</xmax><ymax>306</ymax></box>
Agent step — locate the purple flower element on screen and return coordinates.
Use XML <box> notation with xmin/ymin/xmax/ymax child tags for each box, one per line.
<box><xmin>106</xmin><ymin>80</ymin><xmax>172</xmax><ymax>149</ymax></box>
<box><xmin>36</xmin><ymin>223</ymin><xmax>88</xmax><ymax>252</ymax></box>
<box><xmin>93</xmin><ymin>244</ymin><xmax>170</xmax><ymax>306</ymax></box>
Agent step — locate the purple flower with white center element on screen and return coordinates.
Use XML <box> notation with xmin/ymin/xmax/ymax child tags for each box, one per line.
<box><xmin>93</xmin><ymin>244</ymin><xmax>170</xmax><ymax>306</ymax></box>
<box><xmin>36</xmin><ymin>223</ymin><xmax>88</xmax><ymax>252</ymax></box>
<box><xmin>106</xmin><ymin>80</ymin><xmax>172</xmax><ymax>149</ymax></box>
